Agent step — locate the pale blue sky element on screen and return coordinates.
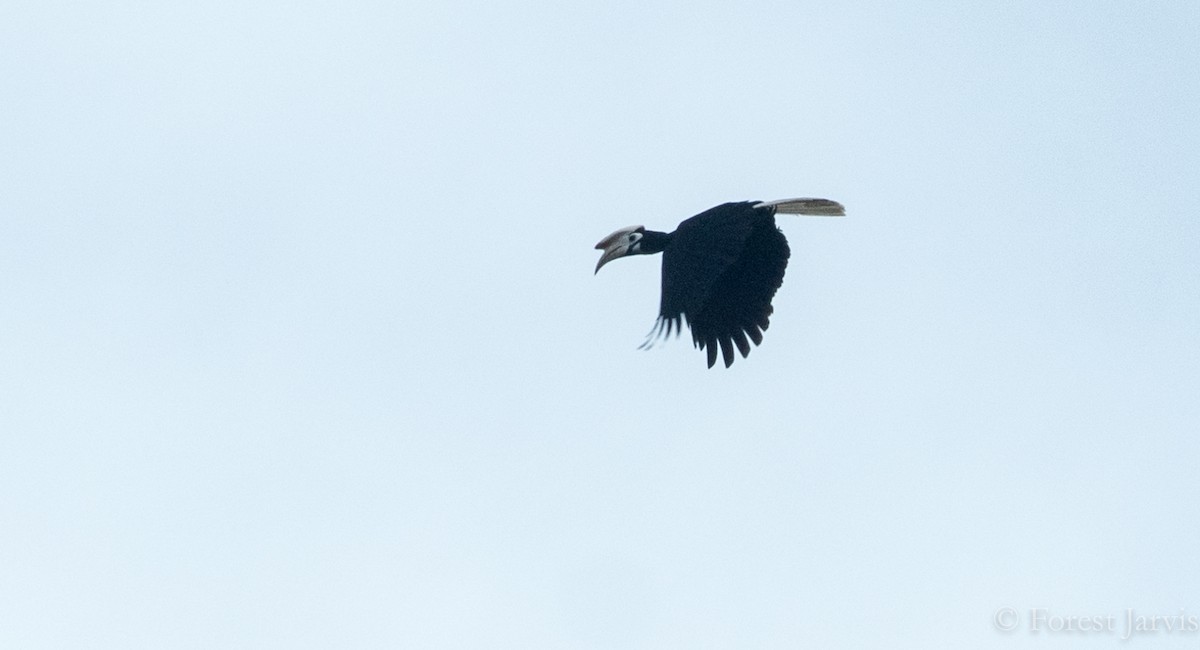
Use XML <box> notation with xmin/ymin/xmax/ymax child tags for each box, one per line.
<box><xmin>2</xmin><ymin>1</ymin><xmax>1199</xmax><ymax>648</ymax></box>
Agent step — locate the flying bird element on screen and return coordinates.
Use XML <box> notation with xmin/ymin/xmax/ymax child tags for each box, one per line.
<box><xmin>594</xmin><ymin>198</ymin><xmax>844</xmax><ymax>368</ymax></box>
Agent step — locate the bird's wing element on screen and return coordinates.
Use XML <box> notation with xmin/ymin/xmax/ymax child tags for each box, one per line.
<box><xmin>657</xmin><ymin>203</ymin><xmax>756</xmax><ymax>327</ymax></box>
<box><xmin>656</xmin><ymin>202</ymin><xmax>789</xmax><ymax>367</ymax></box>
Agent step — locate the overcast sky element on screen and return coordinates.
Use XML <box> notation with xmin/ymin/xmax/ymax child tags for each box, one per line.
<box><xmin>3</xmin><ymin>1</ymin><xmax>1199</xmax><ymax>648</ymax></box>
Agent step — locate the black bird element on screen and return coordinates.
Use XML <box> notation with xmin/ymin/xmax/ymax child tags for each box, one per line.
<box><xmin>594</xmin><ymin>198</ymin><xmax>844</xmax><ymax>368</ymax></box>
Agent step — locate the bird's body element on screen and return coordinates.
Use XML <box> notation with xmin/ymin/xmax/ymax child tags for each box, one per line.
<box><xmin>594</xmin><ymin>198</ymin><xmax>844</xmax><ymax>368</ymax></box>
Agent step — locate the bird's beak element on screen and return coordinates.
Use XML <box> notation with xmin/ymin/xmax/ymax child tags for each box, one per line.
<box><xmin>593</xmin><ymin>226</ymin><xmax>641</xmax><ymax>274</ymax></box>
<box><xmin>594</xmin><ymin>243</ymin><xmax>629</xmax><ymax>274</ymax></box>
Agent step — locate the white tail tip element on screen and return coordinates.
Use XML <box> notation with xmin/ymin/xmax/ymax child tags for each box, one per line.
<box><xmin>754</xmin><ymin>197</ymin><xmax>845</xmax><ymax>216</ymax></box>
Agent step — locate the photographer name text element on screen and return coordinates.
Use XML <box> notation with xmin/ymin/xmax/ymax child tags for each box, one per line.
<box><xmin>994</xmin><ymin>607</ymin><xmax>1199</xmax><ymax>640</ymax></box>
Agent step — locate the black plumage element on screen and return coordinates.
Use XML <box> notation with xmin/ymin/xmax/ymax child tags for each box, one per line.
<box><xmin>594</xmin><ymin>198</ymin><xmax>844</xmax><ymax>368</ymax></box>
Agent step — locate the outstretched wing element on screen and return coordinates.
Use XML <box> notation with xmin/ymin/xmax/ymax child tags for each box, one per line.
<box><xmin>656</xmin><ymin>202</ymin><xmax>790</xmax><ymax>368</ymax></box>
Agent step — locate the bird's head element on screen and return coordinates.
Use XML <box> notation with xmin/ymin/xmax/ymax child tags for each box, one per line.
<box><xmin>594</xmin><ymin>226</ymin><xmax>646</xmax><ymax>273</ymax></box>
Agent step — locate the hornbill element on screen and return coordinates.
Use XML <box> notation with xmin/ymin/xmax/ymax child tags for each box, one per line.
<box><xmin>594</xmin><ymin>198</ymin><xmax>844</xmax><ymax>368</ymax></box>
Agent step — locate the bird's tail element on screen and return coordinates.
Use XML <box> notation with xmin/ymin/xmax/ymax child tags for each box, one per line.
<box><xmin>755</xmin><ymin>198</ymin><xmax>845</xmax><ymax>216</ymax></box>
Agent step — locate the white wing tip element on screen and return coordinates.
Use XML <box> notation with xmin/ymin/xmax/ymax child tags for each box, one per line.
<box><xmin>754</xmin><ymin>197</ymin><xmax>845</xmax><ymax>216</ymax></box>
